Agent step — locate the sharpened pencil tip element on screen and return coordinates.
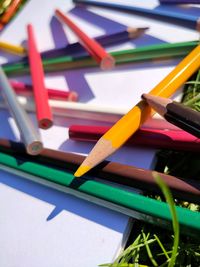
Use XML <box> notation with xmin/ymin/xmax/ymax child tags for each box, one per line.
<box><xmin>141</xmin><ymin>93</ymin><xmax>148</xmax><ymax>100</ymax></box>
<box><xmin>74</xmin><ymin>165</ymin><xmax>91</xmax><ymax>177</ymax></box>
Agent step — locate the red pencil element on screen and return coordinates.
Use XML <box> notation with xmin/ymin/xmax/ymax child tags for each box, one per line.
<box><xmin>27</xmin><ymin>24</ymin><xmax>53</xmax><ymax>129</ymax></box>
<box><xmin>55</xmin><ymin>9</ymin><xmax>115</xmax><ymax>70</ymax></box>
<box><xmin>9</xmin><ymin>80</ymin><xmax>78</xmax><ymax>101</ymax></box>
<box><xmin>69</xmin><ymin>125</ymin><xmax>200</xmax><ymax>152</ymax></box>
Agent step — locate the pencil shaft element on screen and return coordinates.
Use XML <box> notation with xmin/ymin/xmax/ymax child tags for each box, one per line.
<box><xmin>0</xmin><ymin>67</ymin><xmax>42</xmax><ymax>155</ymax></box>
<box><xmin>0</xmin><ymin>95</ymin><xmax>128</xmax><ymax>123</ymax></box>
<box><xmin>159</xmin><ymin>0</ymin><xmax>200</xmax><ymax>3</ymax></box>
<box><xmin>0</xmin><ymin>150</ymin><xmax>199</xmax><ymax>234</ymax></box>
<box><xmin>55</xmin><ymin>9</ymin><xmax>115</xmax><ymax>70</ymax></box>
<box><xmin>2</xmin><ymin>40</ymin><xmax>198</xmax><ymax>76</ymax></box>
<box><xmin>0</xmin><ymin>41</ymin><xmax>26</xmax><ymax>55</ymax></box>
<box><xmin>0</xmin><ymin>0</ymin><xmax>22</xmax><ymax>24</ymax></box>
<box><xmin>105</xmin><ymin>45</ymin><xmax>200</xmax><ymax>146</ymax></box>
<box><xmin>73</xmin><ymin>0</ymin><xmax>200</xmax><ymax>30</ymax></box>
<box><xmin>4</xmin><ymin>26</ymin><xmax>146</xmax><ymax>65</ymax></box>
<box><xmin>143</xmin><ymin>94</ymin><xmax>200</xmax><ymax>138</ymax></box>
<box><xmin>165</xmin><ymin>102</ymin><xmax>200</xmax><ymax>138</ymax></box>
<box><xmin>0</xmin><ymin>138</ymin><xmax>199</xmax><ymax>203</ymax></box>
<box><xmin>74</xmin><ymin>44</ymin><xmax>200</xmax><ymax>177</ymax></box>
<box><xmin>69</xmin><ymin>125</ymin><xmax>200</xmax><ymax>152</ymax></box>
<box><xmin>9</xmin><ymin>81</ymin><xmax>78</xmax><ymax>101</ymax></box>
<box><xmin>27</xmin><ymin>24</ymin><xmax>52</xmax><ymax>129</ymax></box>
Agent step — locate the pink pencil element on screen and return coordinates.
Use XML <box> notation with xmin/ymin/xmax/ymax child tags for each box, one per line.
<box><xmin>27</xmin><ymin>24</ymin><xmax>53</xmax><ymax>129</ymax></box>
<box><xmin>69</xmin><ymin>124</ymin><xmax>200</xmax><ymax>152</ymax></box>
<box><xmin>55</xmin><ymin>9</ymin><xmax>115</xmax><ymax>70</ymax></box>
<box><xmin>9</xmin><ymin>80</ymin><xmax>78</xmax><ymax>101</ymax></box>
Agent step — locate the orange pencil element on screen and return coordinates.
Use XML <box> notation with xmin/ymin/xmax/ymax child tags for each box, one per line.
<box><xmin>74</xmin><ymin>44</ymin><xmax>200</xmax><ymax>177</ymax></box>
<box><xmin>55</xmin><ymin>9</ymin><xmax>115</xmax><ymax>70</ymax></box>
<box><xmin>0</xmin><ymin>0</ymin><xmax>22</xmax><ymax>30</ymax></box>
<box><xmin>27</xmin><ymin>24</ymin><xmax>53</xmax><ymax>129</ymax></box>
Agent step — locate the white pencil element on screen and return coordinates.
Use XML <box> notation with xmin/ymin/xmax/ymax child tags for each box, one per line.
<box><xmin>0</xmin><ymin>68</ymin><xmax>43</xmax><ymax>155</ymax></box>
<box><xmin>0</xmin><ymin>95</ymin><xmax>178</xmax><ymax>129</ymax></box>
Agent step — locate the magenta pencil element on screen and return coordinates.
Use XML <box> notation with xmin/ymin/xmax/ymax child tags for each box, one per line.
<box><xmin>27</xmin><ymin>24</ymin><xmax>53</xmax><ymax>129</ymax></box>
<box><xmin>55</xmin><ymin>9</ymin><xmax>115</xmax><ymax>70</ymax></box>
<box><xmin>69</xmin><ymin>125</ymin><xmax>200</xmax><ymax>152</ymax></box>
<box><xmin>9</xmin><ymin>80</ymin><xmax>78</xmax><ymax>101</ymax></box>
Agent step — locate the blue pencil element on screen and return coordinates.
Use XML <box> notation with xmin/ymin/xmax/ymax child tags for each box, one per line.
<box><xmin>160</xmin><ymin>0</ymin><xmax>200</xmax><ymax>4</ymax></box>
<box><xmin>73</xmin><ymin>0</ymin><xmax>200</xmax><ymax>31</ymax></box>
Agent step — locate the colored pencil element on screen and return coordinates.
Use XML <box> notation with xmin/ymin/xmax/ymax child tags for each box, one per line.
<box><xmin>74</xmin><ymin>44</ymin><xmax>200</xmax><ymax>177</ymax></box>
<box><xmin>0</xmin><ymin>138</ymin><xmax>199</xmax><ymax>203</ymax></box>
<box><xmin>0</xmin><ymin>40</ymin><xmax>26</xmax><ymax>55</ymax></box>
<box><xmin>73</xmin><ymin>0</ymin><xmax>200</xmax><ymax>31</ymax></box>
<box><xmin>0</xmin><ymin>150</ymin><xmax>199</xmax><ymax>234</ymax></box>
<box><xmin>55</xmin><ymin>9</ymin><xmax>115</xmax><ymax>70</ymax></box>
<box><xmin>69</xmin><ymin>125</ymin><xmax>200</xmax><ymax>152</ymax></box>
<box><xmin>2</xmin><ymin>26</ymin><xmax>148</xmax><ymax>65</ymax></box>
<box><xmin>159</xmin><ymin>0</ymin><xmax>200</xmax><ymax>3</ymax></box>
<box><xmin>0</xmin><ymin>0</ymin><xmax>22</xmax><ymax>30</ymax></box>
<box><xmin>142</xmin><ymin>94</ymin><xmax>200</xmax><ymax>138</ymax></box>
<box><xmin>0</xmin><ymin>67</ymin><xmax>43</xmax><ymax>155</ymax></box>
<box><xmin>27</xmin><ymin>24</ymin><xmax>53</xmax><ymax>129</ymax></box>
<box><xmin>9</xmin><ymin>81</ymin><xmax>78</xmax><ymax>101</ymax></box>
<box><xmin>15</xmin><ymin>26</ymin><xmax>148</xmax><ymax>62</ymax></box>
<box><xmin>0</xmin><ymin>95</ymin><xmax>128</xmax><ymax>123</ymax></box>
<box><xmin>2</xmin><ymin>40</ymin><xmax>198</xmax><ymax>77</ymax></box>
<box><xmin>0</xmin><ymin>94</ymin><xmax>193</xmax><ymax>128</ymax></box>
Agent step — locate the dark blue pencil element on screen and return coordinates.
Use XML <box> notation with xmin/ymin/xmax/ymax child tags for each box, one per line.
<box><xmin>73</xmin><ymin>0</ymin><xmax>200</xmax><ymax>31</ymax></box>
<box><xmin>41</xmin><ymin>26</ymin><xmax>148</xmax><ymax>59</ymax></box>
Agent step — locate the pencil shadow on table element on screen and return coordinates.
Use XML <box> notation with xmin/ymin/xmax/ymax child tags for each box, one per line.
<box><xmin>61</xmin><ymin>58</ymin><xmax>181</xmax><ymax>105</ymax></box>
<box><xmin>88</xmin><ymin>3</ymin><xmax>200</xmax><ymax>30</ymax></box>
<box><xmin>69</xmin><ymin>6</ymin><xmax>166</xmax><ymax>47</ymax></box>
<box><xmin>67</xmin><ymin>52</ymin><xmax>178</xmax><ymax>103</ymax></box>
<box><xmin>0</xmin><ymin>169</ymin><xmax>125</xmax><ymax>231</ymax></box>
<box><xmin>44</xmin><ymin>58</ymin><xmax>180</xmax><ymax>125</ymax></box>
<box><xmin>50</xmin><ymin>16</ymin><xmax>69</xmax><ymax>48</ymax></box>
<box><xmin>0</xmin><ymin>50</ymin><xmax>23</xmax><ymax>63</ymax></box>
<box><xmin>69</xmin><ymin>6</ymin><xmax>126</xmax><ymax>33</ymax></box>
<box><xmin>128</xmin><ymin>34</ymin><xmax>166</xmax><ymax>47</ymax></box>
<box><xmin>47</xmin><ymin>6</ymin><xmax>167</xmax><ymax>103</ymax></box>
<box><xmin>0</xmin><ymin>110</ymin><xmax>19</xmax><ymax>140</ymax></box>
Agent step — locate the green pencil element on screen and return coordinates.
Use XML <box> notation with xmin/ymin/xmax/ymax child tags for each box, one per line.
<box><xmin>2</xmin><ymin>40</ymin><xmax>198</xmax><ymax>76</ymax></box>
<box><xmin>0</xmin><ymin>150</ymin><xmax>199</xmax><ymax>235</ymax></box>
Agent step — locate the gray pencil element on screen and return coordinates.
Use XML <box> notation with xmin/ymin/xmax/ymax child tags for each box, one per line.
<box><xmin>0</xmin><ymin>67</ymin><xmax>43</xmax><ymax>155</ymax></box>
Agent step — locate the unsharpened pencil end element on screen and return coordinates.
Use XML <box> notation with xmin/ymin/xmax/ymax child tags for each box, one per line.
<box><xmin>68</xmin><ymin>91</ymin><xmax>78</xmax><ymax>102</ymax></box>
<box><xmin>74</xmin><ymin>165</ymin><xmax>91</xmax><ymax>177</ymax></box>
<box><xmin>27</xmin><ymin>141</ymin><xmax>43</xmax><ymax>156</ymax></box>
<box><xmin>39</xmin><ymin>118</ymin><xmax>53</xmax><ymax>129</ymax></box>
<box><xmin>100</xmin><ymin>55</ymin><xmax>115</xmax><ymax>70</ymax></box>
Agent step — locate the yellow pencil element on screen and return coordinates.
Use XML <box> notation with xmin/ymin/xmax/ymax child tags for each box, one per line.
<box><xmin>74</xmin><ymin>44</ymin><xmax>200</xmax><ymax>177</ymax></box>
<box><xmin>0</xmin><ymin>41</ymin><xmax>26</xmax><ymax>55</ymax></box>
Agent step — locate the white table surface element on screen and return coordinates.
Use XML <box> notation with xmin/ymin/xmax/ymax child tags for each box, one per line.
<box><xmin>0</xmin><ymin>1</ymin><xmax>199</xmax><ymax>266</ymax></box>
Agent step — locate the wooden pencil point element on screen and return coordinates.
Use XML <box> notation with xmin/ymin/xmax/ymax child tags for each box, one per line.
<box><xmin>74</xmin><ymin>44</ymin><xmax>200</xmax><ymax>177</ymax></box>
<box><xmin>127</xmin><ymin>27</ymin><xmax>149</xmax><ymax>38</ymax></box>
<box><xmin>74</xmin><ymin>137</ymin><xmax>117</xmax><ymax>177</ymax></box>
<box><xmin>142</xmin><ymin>93</ymin><xmax>169</xmax><ymax>116</ymax></box>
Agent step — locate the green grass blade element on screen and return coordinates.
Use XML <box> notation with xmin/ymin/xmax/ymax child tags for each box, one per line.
<box><xmin>153</xmin><ymin>172</ymin><xmax>179</xmax><ymax>267</ymax></box>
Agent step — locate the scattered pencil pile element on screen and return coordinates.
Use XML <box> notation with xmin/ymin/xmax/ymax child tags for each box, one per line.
<box><xmin>0</xmin><ymin>0</ymin><xmax>199</xmax><ymax>238</ymax></box>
